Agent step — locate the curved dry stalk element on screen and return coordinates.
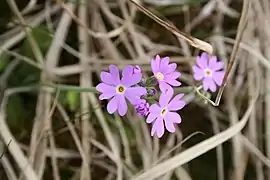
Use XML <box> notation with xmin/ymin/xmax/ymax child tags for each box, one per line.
<box><xmin>59</xmin><ymin>2</ymin><xmax>126</xmax><ymax>39</ymax></box>
<box><xmin>127</xmin><ymin>0</ymin><xmax>213</xmax><ymax>54</ymax></box>
<box><xmin>209</xmin><ymin>108</ymin><xmax>224</xmax><ymax>180</ymax></box>
<box><xmin>21</xmin><ymin>0</ymin><xmax>38</xmax><ymax>14</ymax></box>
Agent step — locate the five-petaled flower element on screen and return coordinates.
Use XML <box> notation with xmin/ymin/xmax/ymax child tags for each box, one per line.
<box><xmin>146</xmin><ymin>89</ymin><xmax>185</xmax><ymax>138</ymax></box>
<box><xmin>151</xmin><ymin>55</ymin><xmax>181</xmax><ymax>92</ymax></box>
<box><xmin>96</xmin><ymin>65</ymin><xmax>147</xmax><ymax>116</ymax></box>
<box><xmin>192</xmin><ymin>52</ymin><xmax>225</xmax><ymax>92</ymax></box>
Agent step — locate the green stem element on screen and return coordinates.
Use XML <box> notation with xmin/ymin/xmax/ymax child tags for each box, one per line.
<box><xmin>42</xmin><ymin>83</ymin><xmax>99</xmax><ymax>93</ymax></box>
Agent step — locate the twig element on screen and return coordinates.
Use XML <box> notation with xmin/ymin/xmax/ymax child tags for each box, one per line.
<box><xmin>0</xmin><ymin>88</ymin><xmax>39</xmax><ymax>180</ymax></box>
<box><xmin>209</xmin><ymin>108</ymin><xmax>224</xmax><ymax>180</ymax></box>
<box><xmin>0</xmin><ymin>140</ymin><xmax>11</xmax><ymax>159</ymax></box>
<box><xmin>78</xmin><ymin>0</ymin><xmax>91</xmax><ymax>179</ymax></box>
<box><xmin>0</xmin><ymin>5</ymin><xmax>60</xmax><ymax>56</ymax></box>
<box><xmin>7</xmin><ymin>0</ymin><xmax>44</xmax><ymax>65</ymax></box>
<box><xmin>127</xmin><ymin>0</ymin><xmax>213</xmax><ymax>54</ymax></box>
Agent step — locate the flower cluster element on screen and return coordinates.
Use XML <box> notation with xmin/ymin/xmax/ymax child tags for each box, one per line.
<box><xmin>96</xmin><ymin>52</ymin><xmax>225</xmax><ymax>138</ymax></box>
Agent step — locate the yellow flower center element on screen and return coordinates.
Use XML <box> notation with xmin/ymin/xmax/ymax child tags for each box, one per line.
<box><xmin>156</xmin><ymin>72</ymin><xmax>164</xmax><ymax>80</ymax></box>
<box><xmin>116</xmin><ymin>85</ymin><xmax>126</xmax><ymax>94</ymax></box>
<box><xmin>204</xmin><ymin>69</ymin><xmax>212</xmax><ymax>77</ymax></box>
<box><xmin>160</xmin><ymin>108</ymin><xmax>168</xmax><ymax>116</ymax></box>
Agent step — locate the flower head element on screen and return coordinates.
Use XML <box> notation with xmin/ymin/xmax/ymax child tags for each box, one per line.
<box><xmin>192</xmin><ymin>52</ymin><xmax>225</xmax><ymax>92</ymax></box>
<box><xmin>96</xmin><ymin>65</ymin><xmax>147</xmax><ymax>116</ymax></box>
<box><xmin>151</xmin><ymin>55</ymin><xmax>181</xmax><ymax>92</ymax></box>
<box><xmin>146</xmin><ymin>89</ymin><xmax>185</xmax><ymax>138</ymax></box>
<box><xmin>134</xmin><ymin>99</ymin><xmax>150</xmax><ymax>116</ymax></box>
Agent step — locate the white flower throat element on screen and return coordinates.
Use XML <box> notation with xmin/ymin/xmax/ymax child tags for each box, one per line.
<box><xmin>116</xmin><ymin>85</ymin><xmax>126</xmax><ymax>94</ymax></box>
<box><xmin>204</xmin><ymin>68</ymin><xmax>213</xmax><ymax>77</ymax></box>
<box><xmin>160</xmin><ymin>108</ymin><xmax>168</xmax><ymax>116</ymax></box>
<box><xmin>156</xmin><ymin>72</ymin><xmax>164</xmax><ymax>80</ymax></box>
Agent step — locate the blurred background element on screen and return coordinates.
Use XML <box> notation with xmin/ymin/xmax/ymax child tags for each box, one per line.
<box><xmin>0</xmin><ymin>0</ymin><xmax>268</xmax><ymax>180</ymax></box>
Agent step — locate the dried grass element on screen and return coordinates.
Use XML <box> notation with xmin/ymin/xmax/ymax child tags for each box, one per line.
<box><xmin>0</xmin><ymin>0</ymin><xmax>269</xmax><ymax>180</ymax></box>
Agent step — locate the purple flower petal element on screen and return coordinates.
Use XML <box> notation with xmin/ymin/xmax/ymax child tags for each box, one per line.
<box><xmin>155</xmin><ymin>55</ymin><xmax>161</xmax><ymax>67</ymax></box>
<box><xmin>208</xmin><ymin>56</ymin><xmax>217</xmax><ymax>67</ymax></box>
<box><xmin>99</xmin><ymin>91</ymin><xmax>115</xmax><ymax>100</ymax></box>
<box><xmin>209</xmin><ymin>56</ymin><xmax>224</xmax><ymax>71</ymax></box>
<box><xmin>125</xmin><ymin>87</ymin><xmax>146</xmax><ymax>104</ymax></box>
<box><xmin>149</xmin><ymin>104</ymin><xmax>161</xmax><ymax>114</ymax></box>
<box><xmin>151</xmin><ymin>117</ymin><xmax>164</xmax><ymax>138</ymax></box>
<box><xmin>128</xmin><ymin>87</ymin><xmax>147</xmax><ymax>96</ymax></box>
<box><xmin>203</xmin><ymin>78</ymin><xmax>216</xmax><ymax>92</ymax></box>
<box><xmin>160</xmin><ymin>57</ymin><xmax>170</xmax><ymax>71</ymax></box>
<box><xmin>100</xmin><ymin>72</ymin><xmax>114</xmax><ymax>85</ymax></box>
<box><xmin>212</xmin><ymin>71</ymin><xmax>225</xmax><ymax>86</ymax></box>
<box><xmin>165</xmin><ymin>79</ymin><xmax>181</xmax><ymax>86</ymax></box>
<box><xmin>159</xmin><ymin>89</ymin><xmax>173</xmax><ymax>107</ymax></box>
<box><xmin>96</xmin><ymin>83</ymin><xmax>115</xmax><ymax>93</ymax></box>
<box><xmin>146</xmin><ymin>113</ymin><xmax>158</xmax><ymax>123</ymax></box>
<box><xmin>166</xmin><ymin>72</ymin><xmax>181</xmax><ymax>80</ymax></box>
<box><xmin>159</xmin><ymin>82</ymin><xmax>172</xmax><ymax>92</ymax></box>
<box><xmin>196</xmin><ymin>52</ymin><xmax>208</xmax><ymax>68</ymax></box>
<box><xmin>122</xmin><ymin>65</ymin><xmax>134</xmax><ymax>77</ymax></box>
<box><xmin>212</xmin><ymin>62</ymin><xmax>224</xmax><ymax>71</ymax></box>
<box><xmin>164</xmin><ymin>116</ymin><xmax>176</xmax><ymax>132</ymax></box>
<box><xmin>163</xmin><ymin>63</ymin><xmax>177</xmax><ymax>74</ymax></box>
<box><xmin>192</xmin><ymin>66</ymin><xmax>204</xmax><ymax>80</ymax></box>
<box><xmin>109</xmin><ymin>65</ymin><xmax>120</xmax><ymax>81</ymax></box>
<box><xmin>202</xmin><ymin>78</ymin><xmax>210</xmax><ymax>91</ymax></box>
<box><xmin>151</xmin><ymin>59</ymin><xmax>159</xmax><ymax>74</ymax></box>
<box><xmin>121</xmin><ymin>73</ymin><xmax>142</xmax><ymax>87</ymax></box>
<box><xmin>209</xmin><ymin>81</ymin><xmax>217</xmax><ymax>92</ymax></box>
<box><xmin>133</xmin><ymin>65</ymin><xmax>141</xmax><ymax>74</ymax></box>
<box><xmin>118</xmin><ymin>95</ymin><xmax>127</xmax><ymax>116</ymax></box>
<box><xmin>161</xmin><ymin>57</ymin><xmax>170</xmax><ymax>66</ymax></box>
<box><xmin>168</xmin><ymin>94</ymin><xmax>185</xmax><ymax>111</ymax></box>
<box><xmin>107</xmin><ymin>95</ymin><xmax>119</xmax><ymax>114</ymax></box>
<box><xmin>165</xmin><ymin>112</ymin><xmax>182</xmax><ymax>123</ymax></box>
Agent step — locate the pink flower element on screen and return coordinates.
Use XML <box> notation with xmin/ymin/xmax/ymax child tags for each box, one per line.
<box><xmin>146</xmin><ymin>89</ymin><xmax>185</xmax><ymax>138</ymax></box>
<box><xmin>151</xmin><ymin>55</ymin><xmax>181</xmax><ymax>92</ymax></box>
<box><xmin>96</xmin><ymin>65</ymin><xmax>146</xmax><ymax>116</ymax></box>
<box><xmin>192</xmin><ymin>52</ymin><xmax>225</xmax><ymax>92</ymax></box>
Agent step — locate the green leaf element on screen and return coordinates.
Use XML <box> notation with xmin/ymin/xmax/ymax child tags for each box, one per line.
<box><xmin>66</xmin><ymin>91</ymin><xmax>80</xmax><ymax>111</ymax></box>
<box><xmin>21</xmin><ymin>25</ymin><xmax>52</xmax><ymax>59</ymax></box>
<box><xmin>6</xmin><ymin>95</ymin><xmax>26</xmax><ymax>128</ymax></box>
<box><xmin>0</xmin><ymin>53</ymin><xmax>10</xmax><ymax>73</ymax></box>
<box><xmin>145</xmin><ymin>96</ymin><xmax>158</xmax><ymax>104</ymax></box>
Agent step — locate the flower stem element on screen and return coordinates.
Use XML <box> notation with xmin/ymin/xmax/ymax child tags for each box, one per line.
<box><xmin>42</xmin><ymin>83</ymin><xmax>98</xmax><ymax>93</ymax></box>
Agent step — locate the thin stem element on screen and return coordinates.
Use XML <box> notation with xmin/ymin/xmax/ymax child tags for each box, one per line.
<box><xmin>42</xmin><ymin>83</ymin><xmax>98</xmax><ymax>93</ymax></box>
